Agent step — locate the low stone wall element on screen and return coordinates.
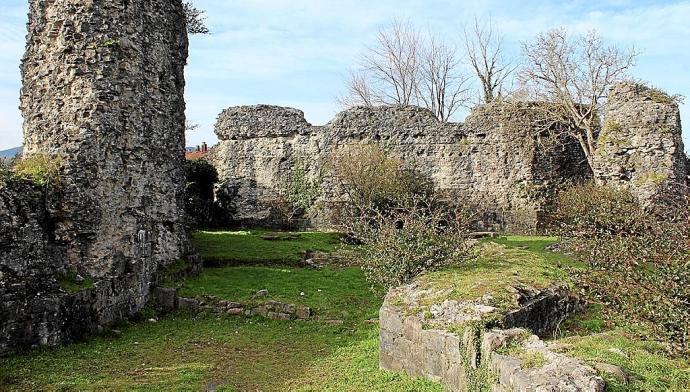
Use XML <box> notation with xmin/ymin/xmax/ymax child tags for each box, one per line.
<box><xmin>152</xmin><ymin>287</ymin><xmax>315</xmax><ymax>321</ymax></box>
<box><xmin>379</xmin><ymin>282</ymin><xmax>603</xmax><ymax>391</ymax></box>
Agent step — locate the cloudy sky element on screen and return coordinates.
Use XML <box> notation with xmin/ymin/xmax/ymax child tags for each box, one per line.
<box><xmin>1</xmin><ymin>0</ymin><xmax>689</xmax><ymax>150</ymax></box>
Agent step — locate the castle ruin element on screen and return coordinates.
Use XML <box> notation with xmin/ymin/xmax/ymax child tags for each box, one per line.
<box><xmin>1</xmin><ymin>0</ymin><xmax>688</xmax><ymax>358</ymax></box>
<box><xmin>209</xmin><ymin>82</ymin><xmax>687</xmax><ymax>230</ymax></box>
<box><xmin>1</xmin><ymin>0</ymin><xmax>195</xmax><ymax>353</ymax></box>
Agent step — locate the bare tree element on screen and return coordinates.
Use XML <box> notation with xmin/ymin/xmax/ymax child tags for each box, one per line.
<box><xmin>184</xmin><ymin>2</ymin><xmax>210</xmax><ymax>35</ymax></box>
<box><xmin>341</xmin><ymin>20</ymin><xmax>470</xmax><ymax>122</ymax></box>
<box><xmin>185</xmin><ymin>121</ymin><xmax>200</xmax><ymax>132</ymax></box>
<box><xmin>359</xmin><ymin>19</ymin><xmax>421</xmax><ymax>106</ymax></box>
<box><xmin>520</xmin><ymin>28</ymin><xmax>638</xmax><ymax>170</ymax></box>
<box><xmin>338</xmin><ymin>70</ymin><xmax>375</xmax><ymax>108</ymax></box>
<box><xmin>418</xmin><ymin>34</ymin><xmax>471</xmax><ymax>121</ymax></box>
<box><xmin>464</xmin><ymin>17</ymin><xmax>514</xmax><ymax>104</ymax></box>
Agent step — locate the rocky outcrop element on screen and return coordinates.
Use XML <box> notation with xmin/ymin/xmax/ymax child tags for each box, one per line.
<box><xmin>594</xmin><ymin>82</ymin><xmax>688</xmax><ymax>205</ymax></box>
<box><xmin>379</xmin><ymin>281</ymin><xmax>602</xmax><ymax>391</ymax></box>
<box><xmin>210</xmin><ymin>104</ymin><xmax>591</xmax><ymax>231</ymax></box>
<box><xmin>1</xmin><ymin>0</ymin><xmax>195</xmax><ymax>354</ymax></box>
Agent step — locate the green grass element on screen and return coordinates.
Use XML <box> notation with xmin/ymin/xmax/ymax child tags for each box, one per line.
<box><xmin>1</xmin><ymin>228</ymin><xmax>440</xmax><ymax>391</ymax></box>
<box><xmin>192</xmin><ymin>229</ymin><xmax>342</xmax><ymax>265</ymax></box>
<box><xmin>409</xmin><ymin>236</ymin><xmax>580</xmax><ymax>313</ymax></box>
<box><xmin>0</xmin><ymin>314</ymin><xmax>441</xmax><ymax>392</ymax></box>
<box><xmin>58</xmin><ymin>268</ymin><xmax>95</xmax><ymax>293</ymax></box>
<box><xmin>180</xmin><ymin>266</ymin><xmax>378</xmax><ymax>321</ymax></box>
<box><xmin>553</xmin><ymin>331</ymin><xmax>690</xmax><ymax>391</ymax></box>
<box><xmin>3</xmin><ymin>234</ymin><xmax>687</xmax><ymax>391</ymax></box>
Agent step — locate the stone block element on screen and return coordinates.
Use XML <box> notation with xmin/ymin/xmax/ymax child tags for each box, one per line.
<box><xmin>152</xmin><ymin>287</ymin><xmax>177</xmax><ymax>312</ymax></box>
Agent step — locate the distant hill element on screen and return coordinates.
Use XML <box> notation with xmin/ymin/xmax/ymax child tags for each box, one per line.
<box><xmin>0</xmin><ymin>147</ymin><xmax>21</xmax><ymax>158</ymax></box>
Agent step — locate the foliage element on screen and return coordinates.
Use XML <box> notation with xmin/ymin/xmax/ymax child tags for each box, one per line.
<box><xmin>268</xmin><ymin>157</ymin><xmax>323</xmax><ymax>229</ymax></box>
<box><xmin>184</xmin><ymin>159</ymin><xmax>218</xmax><ymax>227</ymax></box>
<box><xmin>191</xmin><ymin>229</ymin><xmax>342</xmax><ymax>266</ymax></box>
<box><xmin>183</xmin><ymin>2</ymin><xmax>209</xmax><ymax>35</ymax></box>
<box><xmin>329</xmin><ymin>144</ymin><xmax>474</xmax><ymax>289</ymax></box>
<box><xmin>58</xmin><ymin>267</ymin><xmax>94</xmax><ymax>293</ymax></box>
<box><xmin>329</xmin><ymin>144</ymin><xmax>433</xmax><ymax>224</ymax></box>
<box><xmin>353</xmin><ymin>197</ymin><xmax>475</xmax><ymax>290</ymax></box>
<box><xmin>11</xmin><ymin>153</ymin><xmax>62</xmax><ymax>187</ymax></box>
<box><xmin>552</xmin><ymin>182</ymin><xmax>690</xmax><ymax>355</ymax></box>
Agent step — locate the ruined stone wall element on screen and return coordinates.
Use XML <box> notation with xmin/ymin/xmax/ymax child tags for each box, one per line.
<box><xmin>209</xmin><ymin>104</ymin><xmax>591</xmax><ymax>231</ymax></box>
<box><xmin>594</xmin><ymin>82</ymin><xmax>688</xmax><ymax>205</ymax></box>
<box><xmin>379</xmin><ymin>284</ymin><xmax>602</xmax><ymax>391</ymax></box>
<box><xmin>1</xmin><ymin>0</ymin><xmax>193</xmax><ymax>354</ymax></box>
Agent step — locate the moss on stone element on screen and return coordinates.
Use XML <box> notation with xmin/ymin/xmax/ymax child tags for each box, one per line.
<box><xmin>410</xmin><ymin>237</ymin><xmax>579</xmax><ymax>314</ymax></box>
<box><xmin>58</xmin><ymin>268</ymin><xmax>94</xmax><ymax>293</ymax></box>
<box><xmin>518</xmin><ymin>351</ymin><xmax>548</xmax><ymax>369</ymax></box>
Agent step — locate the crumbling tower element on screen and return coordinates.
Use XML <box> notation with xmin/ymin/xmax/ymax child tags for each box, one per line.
<box><xmin>20</xmin><ymin>0</ymin><xmax>191</xmax><ymax>278</ymax></box>
<box><xmin>594</xmin><ymin>82</ymin><xmax>688</xmax><ymax>204</ymax></box>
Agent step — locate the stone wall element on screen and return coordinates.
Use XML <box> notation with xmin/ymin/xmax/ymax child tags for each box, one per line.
<box><xmin>593</xmin><ymin>82</ymin><xmax>688</xmax><ymax>205</ymax></box>
<box><xmin>209</xmin><ymin>104</ymin><xmax>591</xmax><ymax>231</ymax></box>
<box><xmin>379</xmin><ymin>282</ymin><xmax>603</xmax><ymax>391</ymax></box>
<box><xmin>1</xmin><ymin>0</ymin><xmax>194</xmax><ymax>354</ymax></box>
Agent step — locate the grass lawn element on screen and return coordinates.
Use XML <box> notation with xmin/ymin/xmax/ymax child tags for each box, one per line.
<box><xmin>179</xmin><ymin>266</ymin><xmax>378</xmax><ymax>321</ymax></box>
<box><xmin>2</xmin><ymin>233</ymin><xmax>687</xmax><ymax>391</ymax></box>
<box><xmin>0</xmin><ymin>229</ymin><xmax>440</xmax><ymax>391</ymax></box>
<box><xmin>192</xmin><ymin>229</ymin><xmax>342</xmax><ymax>265</ymax></box>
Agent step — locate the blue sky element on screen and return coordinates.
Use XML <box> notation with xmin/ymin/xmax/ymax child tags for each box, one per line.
<box><xmin>1</xmin><ymin>0</ymin><xmax>689</xmax><ymax>150</ymax></box>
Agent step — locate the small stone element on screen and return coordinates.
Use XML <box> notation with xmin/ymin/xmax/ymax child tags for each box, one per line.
<box><xmin>254</xmin><ymin>289</ymin><xmax>269</xmax><ymax>298</ymax></box>
<box><xmin>147</xmin><ymin>318</ymin><xmax>157</xmax><ymax>323</ymax></box>
<box><xmin>607</xmin><ymin>348</ymin><xmax>629</xmax><ymax>358</ymax></box>
<box><xmin>593</xmin><ymin>362</ymin><xmax>631</xmax><ymax>384</ymax></box>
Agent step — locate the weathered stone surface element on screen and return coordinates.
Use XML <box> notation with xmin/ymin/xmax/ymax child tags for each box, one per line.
<box><xmin>209</xmin><ymin>104</ymin><xmax>591</xmax><ymax>231</ymax></box>
<box><xmin>485</xmin><ymin>331</ymin><xmax>605</xmax><ymax>391</ymax></box>
<box><xmin>1</xmin><ymin>0</ymin><xmax>195</xmax><ymax>354</ymax></box>
<box><xmin>379</xmin><ymin>280</ymin><xmax>598</xmax><ymax>391</ymax></box>
<box><xmin>594</xmin><ymin>82</ymin><xmax>688</xmax><ymax>205</ymax></box>
<box><xmin>152</xmin><ymin>287</ymin><xmax>178</xmax><ymax>313</ymax></box>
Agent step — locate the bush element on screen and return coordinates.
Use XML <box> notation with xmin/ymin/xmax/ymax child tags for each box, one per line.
<box><xmin>268</xmin><ymin>156</ymin><xmax>322</xmax><ymax>229</ymax></box>
<box><xmin>553</xmin><ymin>182</ymin><xmax>689</xmax><ymax>355</ymax></box>
<box><xmin>330</xmin><ymin>144</ymin><xmax>474</xmax><ymax>290</ymax></box>
<box><xmin>329</xmin><ymin>144</ymin><xmax>433</xmax><ymax>224</ymax></box>
<box><xmin>184</xmin><ymin>159</ymin><xmax>218</xmax><ymax>227</ymax></box>
<box><xmin>12</xmin><ymin>153</ymin><xmax>62</xmax><ymax>186</ymax></box>
<box><xmin>356</xmin><ymin>197</ymin><xmax>475</xmax><ymax>290</ymax></box>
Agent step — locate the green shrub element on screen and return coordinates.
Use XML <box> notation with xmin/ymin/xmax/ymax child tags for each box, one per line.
<box><xmin>553</xmin><ymin>182</ymin><xmax>689</xmax><ymax>355</ymax></box>
<box><xmin>354</xmin><ymin>196</ymin><xmax>475</xmax><ymax>290</ymax></box>
<box><xmin>328</xmin><ymin>144</ymin><xmax>433</xmax><ymax>224</ymax></box>
<box><xmin>12</xmin><ymin>153</ymin><xmax>62</xmax><ymax>186</ymax></box>
<box><xmin>184</xmin><ymin>159</ymin><xmax>218</xmax><ymax>227</ymax></box>
<box><xmin>268</xmin><ymin>156</ymin><xmax>322</xmax><ymax>229</ymax></box>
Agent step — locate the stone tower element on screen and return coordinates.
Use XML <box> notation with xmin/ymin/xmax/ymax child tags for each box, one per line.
<box><xmin>594</xmin><ymin>82</ymin><xmax>688</xmax><ymax>205</ymax></box>
<box><xmin>20</xmin><ymin>0</ymin><xmax>191</xmax><ymax>278</ymax></box>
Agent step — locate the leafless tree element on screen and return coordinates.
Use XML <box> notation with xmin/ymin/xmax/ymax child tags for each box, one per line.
<box><xmin>519</xmin><ymin>28</ymin><xmax>638</xmax><ymax>170</ymax></box>
<box><xmin>341</xmin><ymin>20</ymin><xmax>470</xmax><ymax>122</ymax></box>
<box><xmin>338</xmin><ymin>70</ymin><xmax>375</xmax><ymax>108</ymax></box>
<box><xmin>184</xmin><ymin>2</ymin><xmax>210</xmax><ymax>35</ymax></box>
<box><xmin>418</xmin><ymin>34</ymin><xmax>471</xmax><ymax>121</ymax></box>
<box><xmin>359</xmin><ymin>19</ymin><xmax>421</xmax><ymax>106</ymax></box>
<box><xmin>185</xmin><ymin>121</ymin><xmax>200</xmax><ymax>132</ymax></box>
<box><xmin>464</xmin><ymin>17</ymin><xmax>515</xmax><ymax>104</ymax></box>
